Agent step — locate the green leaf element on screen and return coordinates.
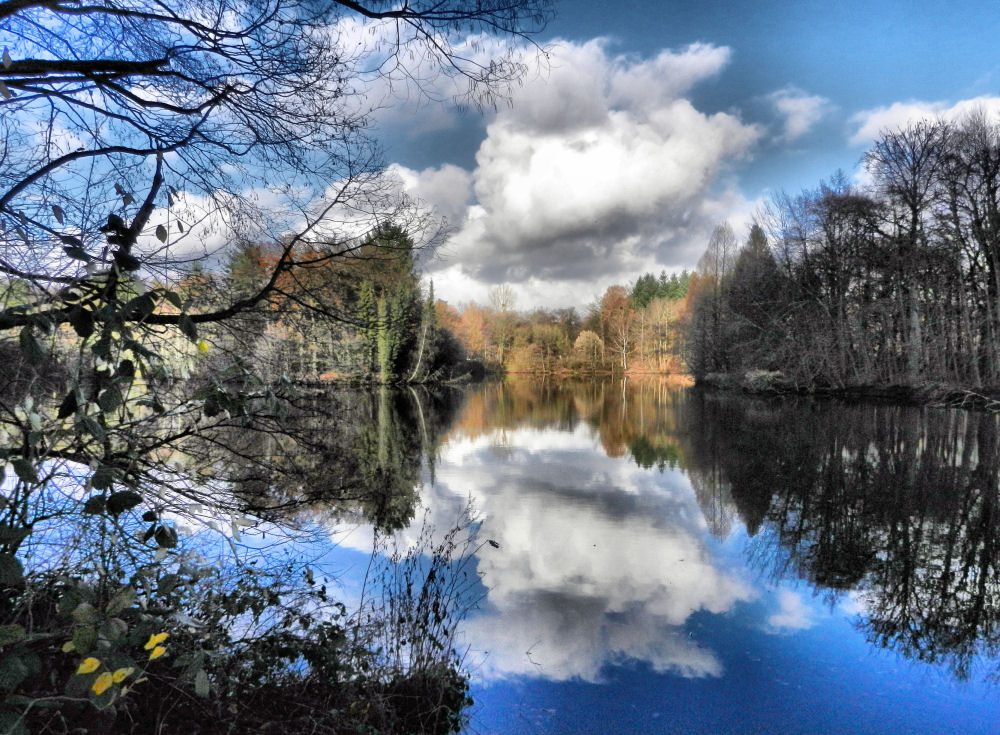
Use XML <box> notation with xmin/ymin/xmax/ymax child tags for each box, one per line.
<box><xmin>114</xmin><ymin>251</ymin><xmax>141</xmax><ymax>271</ymax></box>
<box><xmin>0</xmin><ymin>553</ymin><xmax>24</xmax><ymax>586</ymax></box>
<box><xmin>70</xmin><ymin>602</ymin><xmax>97</xmax><ymax>625</ymax></box>
<box><xmin>194</xmin><ymin>669</ymin><xmax>210</xmax><ymax>697</ymax></box>
<box><xmin>162</xmin><ymin>290</ymin><xmax>183</xmax><ymax>310</ymax></box>
<box><xmin>10</xmin><ymin>459</ymin><xmax>37</xmax><ymax>484</ymax></box>
<box><xmin>91</xmin><ymin>465</ymin><xmax>114</xmax><ymax>490</ymax></box>
<box><xmin>82</xmin><ymin>495</ymin><xmax>107</xmax><ymax>514</ymax></box>
<box><xmin>71</xmin><ymin>625</ymin><xmax>96</xmax><ymax>654</ymax></box>
<box><xmin>154</xmin><ymin>525</ymin><xmax>177</xmax><ymax>549</ymax></box>
<box><xmin>137</xmin><ymin>397</ymin><xmax>165</xmax><ymax>414</ymax></box>
<box><xmin>123</xmin><ymin>293</ymin><xmax>155</xmax><ymax>320</ymax></box>
<box><xmin>105</xmin><ymin>586</ymin><xmax>135</xmax><ymax>616</ymax></box>
<box><xmin>203</xmin><ymin>393</ymin><xmax>221</xmax><ymax>418</ymax></box>
<box><xmin>106</xmin><ymin>491</ymin><xmax>141</xmax><ymax>516</ymax></box>
<box><xmin>0</xmin><ymin>653</ymin><xmax>30</xmax><ymax>692</ymax></box>
<box><xmin>57</xmin><ymin>390</ymin><xmax>79</xmax><ymax>419</ymax></box>
<box><xmin>100</xmin><ymin>617</ymin><xmax>127</xmax><ymax>641</ymax></box>
<box><xmin>178</xmin><ymin>314</ymin><xmax>198</xmax><ymax>341</ymax></box>
<box><xmin>18</xmin><ymin>327</ymin><xmax>44</xmax><ymax>363</ymax></box>
<box><xmin>68</xmin><ymin>306</ymin><xmax>95</xmax><ymax>339</ymax></box>
<box><xmin>78</xmin><ymin>415</ymin><xmax>106</xmax><ymax>440</ymax></box>
<box><xmin>0</xmin><ymin>711</ymin><xmax>29</xmax><ymax>735</ymax></box>
<box><xmin>92</xmin><ymin>333</ymin><xmax>112</xmax><ymax>359</ymax></box>
<box><xmin>63</xmin><ymin>245</ymin><xmax>91</xmax><ymax>261</ymax></box>
<box><xmin>97</xmin><ymin>384</ymin><xmax>123</xmax><ymax>413</ymax></box>
<box><xmin>0</xmin><ymin>624</ymin><xmax>25</xmax><ymax>647</ymax></box>
<box><xmin>125</xmin><ymin>338</ymin><xmax>156</xmax><ymax>359</ymax></box>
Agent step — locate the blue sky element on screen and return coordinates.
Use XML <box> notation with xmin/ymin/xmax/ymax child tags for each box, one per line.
<box><xmin>373</xmin><ymin>0</ymin><xmax>1000</xmax><ymax>310</ymax></box>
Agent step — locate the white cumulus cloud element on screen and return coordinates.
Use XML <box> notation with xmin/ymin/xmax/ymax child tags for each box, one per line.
<box><xmin>392</xmin><ymin>39</ymin><xmax>761</xmax><ymax>308</ymax></box>
<box><xmin>766</xmin><ymin>588</ymin><xmax>815</xmax><ymax>632</ymax></box>
<box><xmin>386</xmin><ymin>163</ymin><xmax>473</xmax><ymax>229</ymax></box>
<box><xmin>768</xmin><ymin>87</ymin><xmax>830</xmax><ymax>142</ymax></box>
<box><xmin>849</xmin><ymin>96</ymin><xmax>1000</xmax><ymax>146</ymax></box>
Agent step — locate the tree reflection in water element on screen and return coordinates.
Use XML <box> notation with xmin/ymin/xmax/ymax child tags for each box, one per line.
<box><xmin>682</xmin><ymin>392</ymin><xmax>1000</xmax><ymax>682</ymax></box>
<box><xmin>180</xmin><ymin>384</ymin><xmax>465</xmax><ymax>530</ymax></box>
<box><xmin>473</xmin><ymin>378</ymin><xmax>1000</xmax><ymax>683</ymax></box>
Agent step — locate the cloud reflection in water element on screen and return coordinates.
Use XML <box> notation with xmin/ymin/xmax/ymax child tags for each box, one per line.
<box><xmin>407</xmin><ymin>423</ymin><xmax>755</xmax><ymax>682</ymax></box>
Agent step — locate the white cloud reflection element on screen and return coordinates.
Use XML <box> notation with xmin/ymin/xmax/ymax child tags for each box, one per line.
<box><xmin>340</xmin><ymin>423</ymin><xmax>756</xmax><ymax>682</ymax></box>
<box><xmin>766</xmin><ymin>589</ymin><xmax>816</xmax><ymax>632</ymax></box>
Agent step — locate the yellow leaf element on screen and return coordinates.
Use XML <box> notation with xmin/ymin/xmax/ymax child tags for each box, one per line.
<box><xmin>76</xmin><ymin>657</ymin><xmax>101</xmax><ymax>674</ymax></box>
<box><xmin>196</xmin><ymin>340</ymin><xmax>209</xmax><ymax>353</ymax></box>
<box><xmin>149</xmin><ymin>645</ymin><xmax>167</xmax><ymax>660</ymax></box>
<box><xmin>92</xmin><ymin>671</ymin><xmax>114</xmax><ymax>695</ymax></box>
<box><xmin>62</xmin><ymin>641</ymin><xmax>76</xmax><ymax>653</ymax></box>
<box><xmin>143</xmin><ymin>632</ymin><xmax>169</xmax><ymax>650</ymax></box>
<box><xmin>112</xmin><ymin>667</ymin><xmax>135</xmax><ymax>683</ymax></box>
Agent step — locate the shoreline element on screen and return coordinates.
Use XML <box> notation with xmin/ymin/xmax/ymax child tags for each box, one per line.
<box><xmin>695</xmin><ymin>371</ymin><xmax>1000</xmax><ymax>411</ymax></box>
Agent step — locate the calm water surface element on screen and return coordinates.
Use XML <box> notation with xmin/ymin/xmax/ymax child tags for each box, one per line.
<box><xmin>333</xmin><ymin>378</ymin><xmax>1000</xmax><ymax>734</ymax></box>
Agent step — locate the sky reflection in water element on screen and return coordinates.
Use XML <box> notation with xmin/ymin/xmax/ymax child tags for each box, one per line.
<box><xmin>336</xmin><ymin>380</ymin><xmax>1000</xmax><ymax>734</ymax></box>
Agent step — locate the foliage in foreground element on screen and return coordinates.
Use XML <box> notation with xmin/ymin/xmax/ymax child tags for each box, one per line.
<box><xmin>0</xmin><ymin>0</ymin><xmax>552</xmax><ymax>728</ymax></box>
<box><xmin>0</xmin><ymin>515</ymin><xmax>478</xmax><ymax>734</ymax></box>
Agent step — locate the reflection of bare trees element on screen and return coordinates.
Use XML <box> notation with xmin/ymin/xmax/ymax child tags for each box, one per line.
<box><xmin>182</xmin><ymin>386</ymin><xmax>464</xmax><ymax>530</ymax></box>
<box><xmin>680</xmin><ymin>393</ymin><xmax>1000</xmax><ymax>681</ymax></box>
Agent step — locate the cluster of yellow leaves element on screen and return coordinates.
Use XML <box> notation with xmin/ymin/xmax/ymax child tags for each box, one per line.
<box><xmin>75</xmin><ymin>658</ymin><xmax>136</xmax><ymax>694</ymax></box>
<box><xmin>75</xmin><ymin>657</ymin><xmax>100</xmax><ymax>674</ymax></box>
<box><xmin>144</xmin><ymin>631</ymin><xmax>169</xmax><ymax>660</ymax></box>
<box><xmin>69</xmin><ymin>632</ymin><xmax>169</xmax><ymax>696</ymax></box>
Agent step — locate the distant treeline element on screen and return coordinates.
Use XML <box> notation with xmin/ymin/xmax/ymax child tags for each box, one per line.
<box><xmin>438</xmin><ymin>271</ymin><xmax>692</xmax><ymax>375</ymax></box>
<box><xmin>684</xmin><ymin>113</ymin><xmax>1000</xmax><ymax>390</ymax></box>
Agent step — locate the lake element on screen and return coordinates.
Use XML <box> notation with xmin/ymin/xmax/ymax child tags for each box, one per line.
<box><xmin>327</xmin><ymin>377</ymin><xmax>1000</xmax><ymax>734</ymax></box>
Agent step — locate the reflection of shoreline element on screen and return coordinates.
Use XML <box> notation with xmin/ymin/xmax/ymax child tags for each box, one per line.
<box><xmin>447</xmin><ymin>377</ymin><xmax>691</xmax><ymax>461</ymax></box>
<box><xmin>682</xmin><ymin>393</ymin><xmax>1000</xmax><ymax>683</ymax></box>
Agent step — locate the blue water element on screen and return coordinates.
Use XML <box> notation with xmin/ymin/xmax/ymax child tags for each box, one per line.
<box><xmin>469</xmin><ymin>591</ymin><xmax>998</xmax><ymax>734</ymax></box>
<box><xmin>328</xmin><ymin>382</ymin><xmax>1000</xmax><ymax>733</ymax></box>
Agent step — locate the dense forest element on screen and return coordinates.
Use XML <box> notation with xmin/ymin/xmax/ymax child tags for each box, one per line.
<box><xmin>38</xmin><ymin>100</ymin><xmax>1000</xmax><ymax>394</ymax></box>
<box><xmin>179</xmin><ymin>222</ymin><xmax>468</xmax><ymax>384</ymax></box>
<box><xmin>685</xmin><ymin>113</ymin><xmax>1000</xmax><ymax>391</ymax></box>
